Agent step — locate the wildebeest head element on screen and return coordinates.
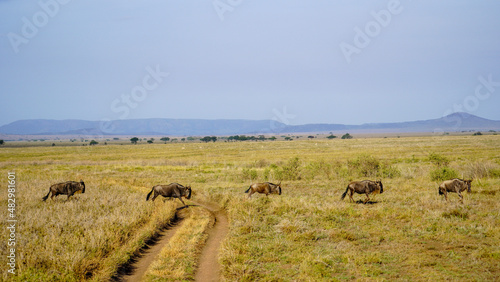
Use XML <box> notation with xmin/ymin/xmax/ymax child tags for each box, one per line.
<box><xmin>270</xmin><ymin>181</ymin><xmax>282</xmax><ymax>195</ymax></box>
<box><xmin>185</xmin><ymin>185</ymin><xmax>192</xmax><ymax>199</ymax></box>
<box><xmin>464</xmin><ymin>179</ymin><xmax>472</xmax><ymax>193</ymax></box>
<box><xmin>80</xmin><ymin>180</ymin><xmax>85</xmax><ymax>194</ymax></box>
<box><xmin>376</xmin><ymin>180</ymin><xmax>383</xmax><ymax>194</ymax></box>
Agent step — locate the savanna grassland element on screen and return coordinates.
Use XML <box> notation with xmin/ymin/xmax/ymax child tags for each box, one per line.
<box><xmin>1</xmin><ymin>135</ymin><xmax>500</xmax><ymax>281</ymax></box>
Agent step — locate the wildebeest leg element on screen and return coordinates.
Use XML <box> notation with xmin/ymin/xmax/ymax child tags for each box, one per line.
<box><xmin>178</xmin><ymin>197</ymin><xmax>186</xmax><ymax>206</ymax></box>
<box><xmin>458</xmin><ymin>191</ymin><xmax>464</xmax><ymax>203</ymax></box>
<box><xmin>348</xmin><ymin>189</ymin><xmax>354</xmax><ymax>203</ymax></box>
<box><xmin>248</xmin><ymin>190</ymin><xmax>254</xmax><ymax>198</ymax></box>
<box><xmin>444</xmin><ymin>191</ymin><xmax>448</xmax><ymax>201</ymax></box>
<box><xmin>364</xmin><ymin>193</ymin><xmax>370</xmax><ymax>204</ymax></box>
<box><xmin>151</xmin><ymin>192</ymin><xmax>159</xmax><ymax>201</ymax></box>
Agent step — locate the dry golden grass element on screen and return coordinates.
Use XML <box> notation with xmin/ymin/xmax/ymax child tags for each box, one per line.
<box><xmin>144</xmin><ymin>206</ymin><xmax>212</xmax><ymax>281</ymax></box>
<box><xmin>0</xmin><ymin>135</ymin><xmax>499</xmax><ymax>280</ymax></box>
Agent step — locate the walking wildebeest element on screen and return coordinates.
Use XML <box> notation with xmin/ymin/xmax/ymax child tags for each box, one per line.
<box><xmin>146</xmin><ymin>183</ymin><xmax>192</xmax><ymax>206</ymax></box>
<box><xmin>42</xmin><ymin>180</ymin><xmax>85</xmax><ymax>201</ymax></box>
<box><xmin>439</xmin><ymin>178</ymin><xmax>472</xmax><ymax>202</ymax></box>
<box><xmin>341</xmin><ymin>180</ymin><xmax>383</xmax><ymax>204</ymax></box>
<box><xmin>245</xmin><ymin>182</ymin><xmax>282</xmax><ymax>198</ymax></box>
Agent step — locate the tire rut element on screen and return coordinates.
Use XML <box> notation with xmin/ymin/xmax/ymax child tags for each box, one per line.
<box><xmin>116</xmin><ymin>208</ymin><xmax>187</xmax><ymax>282</ymax></box>
<box><xmin>192</xmin><ymin>201</ymin><xmax>229</xmax><ymax>282</ymax></box>
<box><xmin>114</xmin><ymin>201</ymin><xmax>228</xmax><ymax>282</ymax></box>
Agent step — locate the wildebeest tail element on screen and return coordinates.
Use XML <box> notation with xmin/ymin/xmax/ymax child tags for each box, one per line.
<box><xmin>245</xmin><ymin>186</ymin><xmax>251</xmax><ymax>193</ymax></box>
<box><xmin>146</xmin><ymin>187</ymin><xmax>155</xmax><ymax>201</ymax></box>
<box><xmin>42</xmin><ymin>189</ymin><xmax>51</xmax><ymax>201</ymax></box>
<box><xmin>340</xmin><ymin>186</ymin><xmax>349</xmax><ymax>200</ymax></box>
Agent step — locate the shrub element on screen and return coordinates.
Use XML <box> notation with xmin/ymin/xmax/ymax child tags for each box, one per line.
<box><xmin>348</xmin><ymin>155</ymin><xmax>380</xmax><ymax>177</ymax></box>
<box><xmin>347</xmin><ymin>155</ymin><xmax>400</xmax><ymax>178</ymax></box>
<box><xmin>273</xmin><ymin>157</ymin><xmax>302</xmax><ymax>181</ymax></box>
<box><xmin>489</xmin><ymin>168</ymin><xmax>500</xmax><ymax>178</ymax></box>
<box><xmin>341</xmin><ymin>133</ymin><xmax>353</xmax><ymax>139</ymax></box>
<box><xmin>464</xmin><ymin>161</ymin><xmax>499</xmax><ymax>179</ymax></box>
<box><xmin>242</xmin><ymin>168</ymin><xmax>258</xmax><ymax>181</ymax></box>
<box><xmin>430</xmin><ymin>167</ymin><xmax>459</xmax><ymax>181</ymax></box>
<box><xmin>428</xmin><ymin>153</ymin><xmax>450</xmax><ymax>167</ymax></box>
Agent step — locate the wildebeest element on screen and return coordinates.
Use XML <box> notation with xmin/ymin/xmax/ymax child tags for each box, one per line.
<box><xmin>439</xmin><ymin>178</ymin><xmax>472</xmax><ymax>202</ymax></box>
<box><xmin>341</xmin><ymin>180</ymin><xmax>383</xmax><ymax>204</ymax></box>
<box><xmin>245</xmin><ymin>182</ymin><xmax>282</xmax><ymax>198</ymax></box>
<box><xmin>42</xmin><ymin>180</ymin><xmax>85</xmax><ymax>201</ymax></box>
<box><xmin>146</xmin><ymin>183</ymin><xmax>192</xmax><ymax>206</ymax></box>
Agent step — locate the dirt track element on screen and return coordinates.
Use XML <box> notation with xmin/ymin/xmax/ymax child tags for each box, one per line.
<box><xmin>118</xmin><ymin>201</ymin><xmax>228</xmax><ymax>282</ymax></box>
<box><xmin>193</xmin><ymin>201</ymin><xmax>229</xmax><ymax>282</ymax></box>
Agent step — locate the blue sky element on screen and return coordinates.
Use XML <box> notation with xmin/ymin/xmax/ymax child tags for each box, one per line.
<box><xmin>1</xmin><ymin>0</ymin><xmax>500</xmax><ymax>126</ymax></box>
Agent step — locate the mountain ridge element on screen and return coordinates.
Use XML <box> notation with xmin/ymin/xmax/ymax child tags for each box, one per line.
<box><xmin>0</xmin><ymin>113</ymin><xmax>499</xmax><ymax>136</ymax></box>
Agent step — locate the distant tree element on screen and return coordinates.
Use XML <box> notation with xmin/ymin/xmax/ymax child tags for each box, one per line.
<box><xmin>147</xmin><ymin>140</ymin><xmax>153</xmax><ymax>144</ymax></box>
<box><xmin>211</xmin><ymin>136</ymin><xmax>217</xmax><ymax>142</ymax></box>
<box><xmin>308</xmin><ymin>136</ymin><xmax>315</xmax><ymax>139</ymax></box>
<box><xmin>269</xmin><ymin>136</ymin><xmax>277</xmax><ymax>141</ymax></box>
<box><xmin>284</xmin><ymin>137</ymin><xmax>293</xmax><ymax>141</ymax></box>
<box><xmin>89</xmin><ymin>140</ymin><xmax>98</xmax><ymax>146</ymax></box>
<box><xmin>130</xmin><ymin>137</ymin><xmax>139</xmax><ymax>144</ymax></box>
<box><xmin>201</xmin><ymin>136</ymin><xmax>212</xmax><ymax>143</ymax></box>
<box><xmin>341</xmin><ymin>133</ymin><xmax>353</xmax><ymax>139</ymax></box>
<box><xmin>258</xmin><ymin>135</ymin><xmax>267</xmax><ymax>141</ymax></box>
<box><xmin>160</xmin><ymin>137</ymin><xmax>170</xmax><ymax>144</ymax></box>
<box><xmin>326</xmin><ymin>134</ymin><xmax>337</xmax><ymax>139</ymax></box>
<box><xmin>187</xmin><ymin>137</ymin><xmax>196</xmax><ymax>141</ymax></box>
<box><xmin>52</xmin><ymin>143</ymin><xmax>56</xmax><ymax>146</ymax></box>
<box><xmin>473</xmin><ymin>131</ymin><xmax>483</xmax><ymax>136</ymax></box>
<box><xmin>0</xmin><ymin>140</ymin><xmax>4</xmax><ymax>145</ymax></box>
<box><xmin>113</xmin><ymin>138</ymin><xmax>120</xmax><ymax>140</ymax></box>
<box><xmin>181</xmin><ymin>138</ymin><xmax>186</xmax><ymax>142</ymax></box>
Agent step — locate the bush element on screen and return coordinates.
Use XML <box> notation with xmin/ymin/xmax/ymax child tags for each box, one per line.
<box><xmin>348</xmin><ymin>155</ymin><xmax>380</xmax><ymax>177</ymax></box>
<box><xmin>341</xmin><ymin>133</ymin><xmax>353</xmax><ymax>139</ymax></box>
<box><xmin>348</xmin><ymin>155</ymin><xmax>401</xmax><ymax>178</ymax></box>
<box><xmin>489</xmin><ymin>168</ymin><xmax>500</xmax><ymax>178</ymax></box>
<box><xmin>242</xmin><ymin>168</ymin><xmax>258</xmax><ymax>181</ymax></box>
<box><xmin>274</xmin><ymin>157</ymin><xmax>302</xmax><ymax>181</ymax></box>
<box><xmin>428</xmin><ymin>153</ymin><xmax>450</xmax><ymax>167</ymax></box>
<box><xmin>464</xmin><ymin>161</ymin><xmax>499</xmax><ymax>179</ymax></box>
<box><xmin>430</xmin><ymin>167</ymin><xmax>459</xmax><ymax>181</ymax></box>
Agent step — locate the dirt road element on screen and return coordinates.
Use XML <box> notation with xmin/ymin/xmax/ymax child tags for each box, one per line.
<box><xmin>117</xmin><ymin>201</ymin><xmax>228</xmax><ymax>282</ymax></box>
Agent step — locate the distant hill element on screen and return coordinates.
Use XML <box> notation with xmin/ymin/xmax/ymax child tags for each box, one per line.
<box><xmin>0</xmin><ymin>113</ymin><xmax>499</xmax><ymax>136</ymax></box>
<box><xmin>282</xmin><ymin>112</ymin><xmax>500</xmax><ymax>134</ymax></box>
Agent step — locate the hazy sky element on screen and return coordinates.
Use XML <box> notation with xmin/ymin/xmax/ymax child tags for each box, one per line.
<box><xmin>1</xmin><ymin>0</ymin><xmax>500</xmax><ymax>127</ymax></box>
